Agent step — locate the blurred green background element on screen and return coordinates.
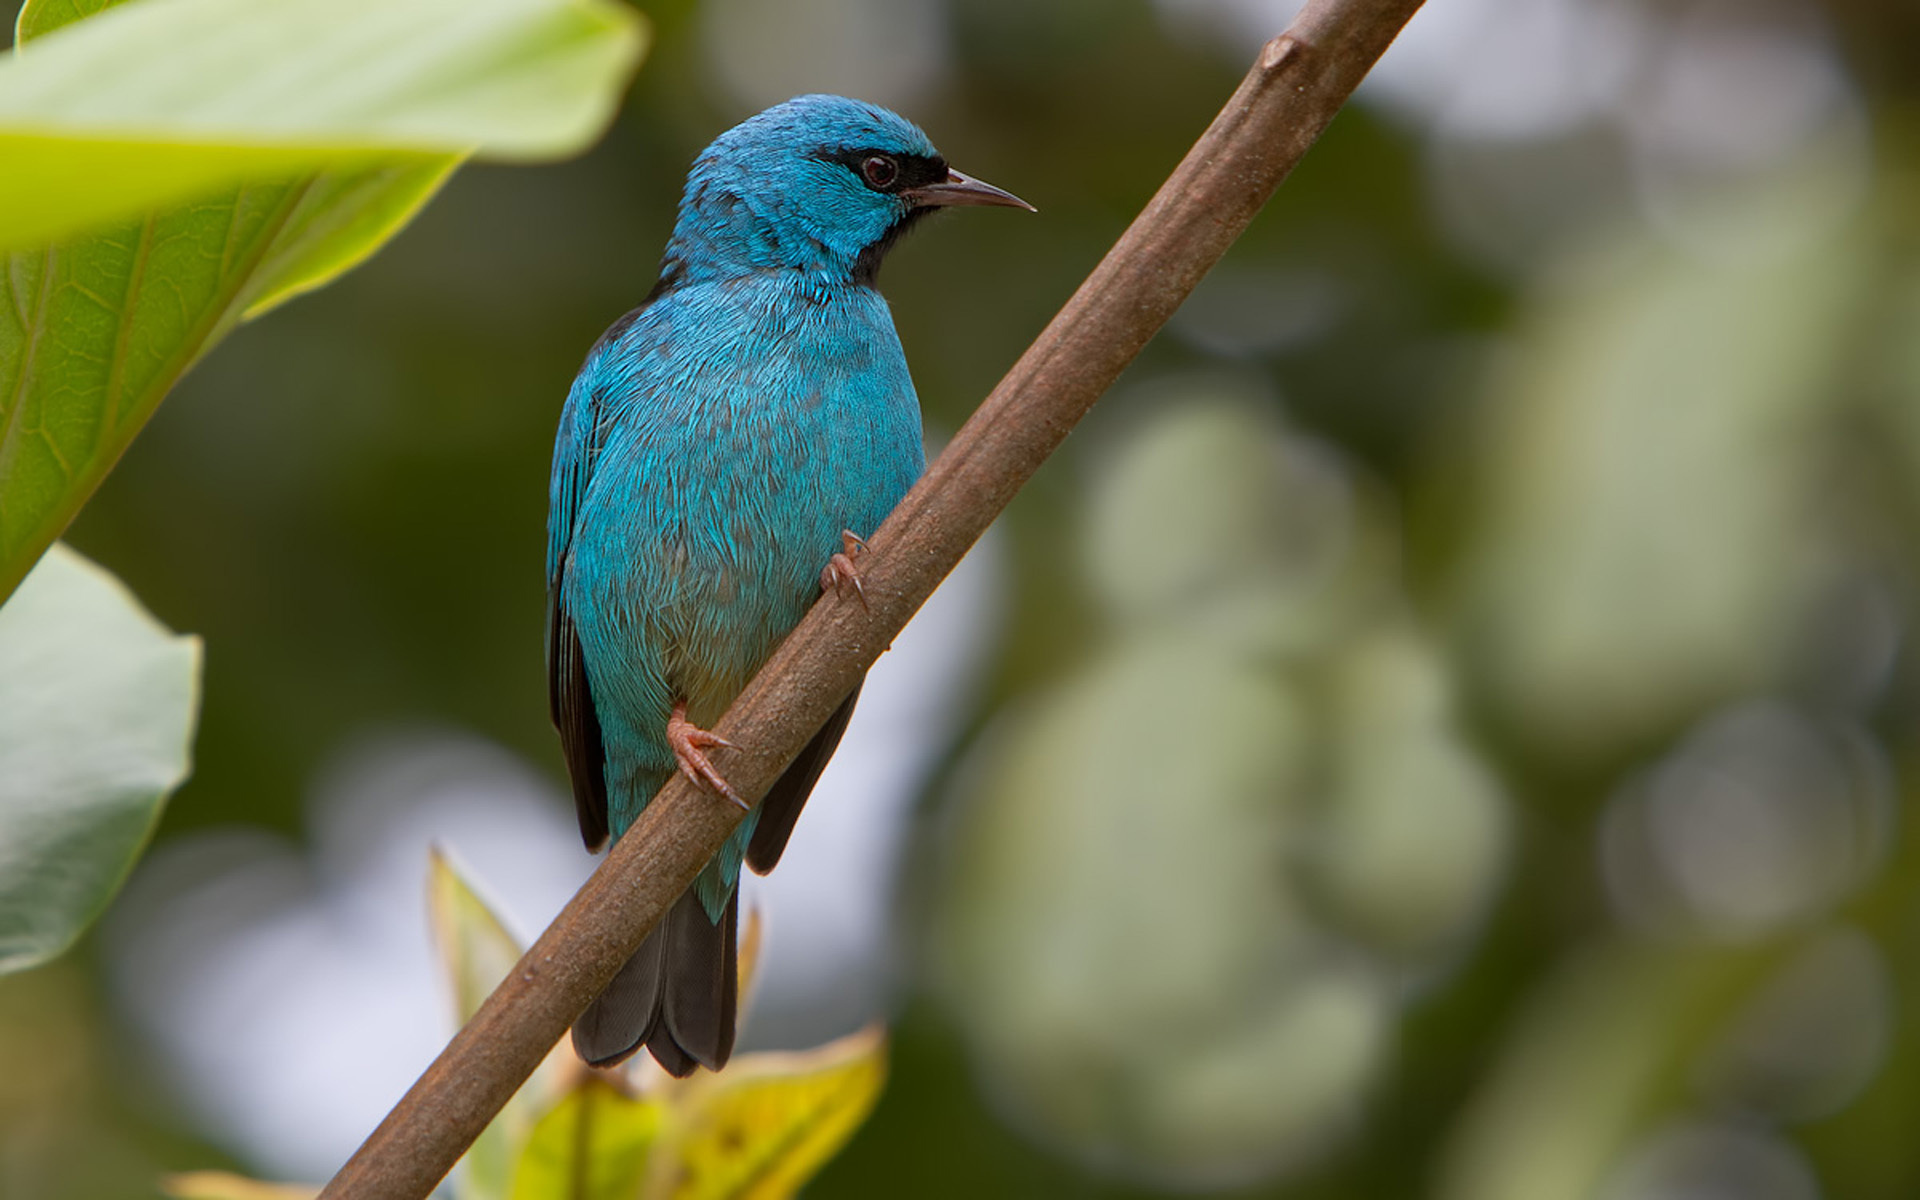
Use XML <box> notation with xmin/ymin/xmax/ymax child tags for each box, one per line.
<box><xmin>7</xmin><ymin>0</ymin><xmax>1920</xmax><ymax>1196</ymax></box>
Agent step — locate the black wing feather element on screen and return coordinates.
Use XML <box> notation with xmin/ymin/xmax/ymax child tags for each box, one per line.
<box><xmin>548</xmin><ymin>282</ymin><xmax>682</xmax><ymax>853</ymax></box>
<box><xmin>547</xmin><ymin>350</ymin><xmax>628</xmax><ymax>852</ymax></box>
<box><xmin>548</xmin><ymin>594</ymin><xmax>609</xmax><ymax>851</ymax></box>
<box><xmin>746</xmin><ymin>680</ymin><xmax>863</xmax><ymax>874</ymax></box>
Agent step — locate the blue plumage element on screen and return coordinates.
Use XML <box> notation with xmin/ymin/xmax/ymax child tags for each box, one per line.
<box><xmin>545</xmin><ymin>95</ymin><xmax>1029</xmax><ymax>1074</ymax></box>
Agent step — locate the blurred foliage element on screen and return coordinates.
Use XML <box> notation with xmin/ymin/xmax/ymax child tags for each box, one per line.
<box><xmin>933</xmin><ymin>388</ymin><xmax>1504</xmax><ymax>1185</ymax></box>
<box><xmin>1</xmin><ymin>0</ymin><xmax>1918</xmax><ymax>1198</ymax></box>
<box><xmin>1452</xmin><ymin>198</ymin><xmax>1873</xmax><ymax>766</ymax></box>
<box><xmin>0</xmin><ymin>543</ymin><xmax>198</xmax><ymax>975</ymax></box>
<box><xmin>0</xmin><ymin>960</ymin><xmax>206</xmax><ymax>1200</ymax></box>
<box><xmin>0</xmin><ymin>0</ymin><xmax>645</xmax><ymax>599</ymax></box>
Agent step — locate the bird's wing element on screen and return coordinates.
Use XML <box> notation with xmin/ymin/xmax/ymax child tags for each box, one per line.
<box><xmin>547</xmin><ymin>335</ymin><xmax>631</xmax><ymax>852</ymax></box>
<box><xmin>745</xmin><ymin>679</ymin><xmax>863</xmax><ymax>874</ymax></box>
<box><xmin>548</xmin><ymin>593</ymin><xmax>608</xmax><ymax>851</ymax></box>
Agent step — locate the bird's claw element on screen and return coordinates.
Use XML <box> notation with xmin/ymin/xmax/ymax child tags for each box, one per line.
<box><xmin>819</xmin><ymin>530</ymin><xmax>871</xmax><ymax>608</ymax></box>
<box><xmin>668</xmin><ymin>700</ymin><xmax>746</xmax><ymax>810</ymax></box>
<box><xmin>820</xmin><ymin>555</ymin><xmax>865</xmax><ymax>606</ymax></box>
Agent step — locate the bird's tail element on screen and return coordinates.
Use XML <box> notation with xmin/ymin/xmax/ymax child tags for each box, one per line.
<box><xmin>571</xmin><ymin>887</ymin><xmax>738</xmax><ymax>1075</ymax></box>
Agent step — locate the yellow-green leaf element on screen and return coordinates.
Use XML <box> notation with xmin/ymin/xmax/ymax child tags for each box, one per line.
<box><xmin>429</xmin><ymin>847</ymin><xmax>527</xmax><ymax>1025</ymax></box>
<box><xmin>161</xmin><ymin>1171</ymin><xmax>318</xmax><ymax>1200</ymax></box>
<box><xmin>509</xmin><ymin>1076</ymin><xmax>661</xmax><ymax>1200</ymax></box>
<box><xmin>15</xmin><ymin>0</ymin><xmax>117</xmax><ymax>40</ymax></box>
<box><xmin>428</xmin><ymin>848</ymin><xmax>578</xmax><ymax>1200</ymax></box>
<box><xmin>656</xmin><ymin>1027</ymin><xmax>888</xmax><ymax>1200</ymax></box>
<box><xmin>734</xmin><ymin>904</ymin><xmax>765</xmax><ymax>1021</ymax></box>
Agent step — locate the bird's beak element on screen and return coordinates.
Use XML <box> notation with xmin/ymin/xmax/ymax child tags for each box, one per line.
<box><xmin>903</xmin><ymin>169</ymin><xmax>1036</xmax><ymax>212</ymax></box>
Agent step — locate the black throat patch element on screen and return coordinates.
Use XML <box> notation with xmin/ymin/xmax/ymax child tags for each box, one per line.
<box><xmin>853</xmin><ymin>206</ymin><xmax>936</xmax><ymax>286</ymax></box>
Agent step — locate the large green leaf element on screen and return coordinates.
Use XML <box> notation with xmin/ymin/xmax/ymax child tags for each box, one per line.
<box><xmin>0</xmin><ymin>0</ymin><xmax>645</xmax><ymax>601</ymax></box>
<box><xmin>0</xmin><ymin>541</ymin><xmax>199</xmax><ymax>974</ymax></box>
<box><xmin>0</xmin><ymin>0</ymin><xmax>645</xmax><ymax>250</ymax></box>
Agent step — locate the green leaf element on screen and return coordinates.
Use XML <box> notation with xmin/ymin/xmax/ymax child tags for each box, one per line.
<box><xmin>0</xmin><ymin>0</ymin><xmax>646</xmax><ymax>250</ymax></box>
<box><xmin>658</xmin><ymin>1027</ymin><xmax>889</xmax><ymax>1200</ymax></box>
<box><xmin>508</xmin><ymin>1076</ymin><xmax>661</xmax><ymax>1200</ymax></box>
<box><xmin>15</xmin><ymin>0</ymin><xmax>118</xmax><ymax>40</ymax></box>
<box><xmin>0</xmin><ymin>0</ymin><xmax>646</xmax><ymax>601</ymax></box>
<box><xmin>0</xmin><ymin>542</ymin><xmax>199</xmax><ymax>974</ymax></box>
<box><xmin>428</xmin><ymin>848</ymin><xmax>577</xmax><ymax>1200</ymax></box>
<box><xmin>430</xmin><ymin>846</ymin><xmax>530</xmax><ymax>1026</ymax></box>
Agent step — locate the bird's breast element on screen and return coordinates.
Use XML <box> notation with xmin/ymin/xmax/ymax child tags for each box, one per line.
<box><xmin>571</xmin><ymin>278</ymin><xmax>925</xmax><ymax>714</ymax></box>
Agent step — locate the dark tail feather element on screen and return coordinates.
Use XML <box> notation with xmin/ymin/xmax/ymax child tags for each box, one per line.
<box><xmin>571</xmin><ymin>917</ymin><xmax>665</xmax><ymax>1066</ymax></box>
<box><xmin>571</xmin><ymin>889</ymin><xmax>738</xmax><ymax>1075</ymax></box>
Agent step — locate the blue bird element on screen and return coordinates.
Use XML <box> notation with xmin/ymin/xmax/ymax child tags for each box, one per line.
<box><xmin>547</xmin><ymin>95</ymin><xmax>1030</xmax><ymax>1074</ymax></box>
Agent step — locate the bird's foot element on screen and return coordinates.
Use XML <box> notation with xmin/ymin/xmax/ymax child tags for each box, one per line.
<box><xmin>668</xmin><ymin>699</ymin><xmax>746</xmax><ymax>810</ymax></box>
<box><xmin>818</xmin><ymin>530</ymin><xmax>871</xmax><ymax>608</ymax></box>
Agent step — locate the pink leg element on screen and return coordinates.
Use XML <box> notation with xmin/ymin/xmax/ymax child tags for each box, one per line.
<box><xmin>667</xmin><ymin>699</ymin><xmax>745</xmax><ymax>810</ymax></box>
<box><xmin>818</xmin><ymin>530</ymin><xmax>871</xmax><ymax>608</ymax></box>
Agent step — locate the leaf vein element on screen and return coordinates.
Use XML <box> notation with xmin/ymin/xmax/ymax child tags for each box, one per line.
<box><xmin>218</xmin><ymin>189</ymin><xmax>248</xmax><ymax>279</ymax></box>
<box><xmin>103</xmin><ymin>214</ymin><xmax>157</xmax><ymax>431</ymax></box>
<box><xmin>0</xmin><ymin>246</ymin><xmax>60</xmax><ymax>509</ymax></box>
<box><xmin>7</xmin><ymin>256</ymin><xmax>34</xmax><ymax>330</ymax></box>
<box><xmin>35</xmin><ymin>426</ymin><xmax>73</xmax><ymax>477</ymax></box>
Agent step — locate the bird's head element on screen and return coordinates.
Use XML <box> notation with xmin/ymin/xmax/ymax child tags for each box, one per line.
<box><xmin>663</xmin><ymin>94</ymin><xmax>1032</xmax><ymax>287</ymax></box>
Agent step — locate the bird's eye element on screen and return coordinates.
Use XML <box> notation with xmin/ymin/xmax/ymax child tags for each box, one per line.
<box><xmin>861</xmin><ymin>155</ymin><xmax>899</xmax><ymax>189</ymax></box>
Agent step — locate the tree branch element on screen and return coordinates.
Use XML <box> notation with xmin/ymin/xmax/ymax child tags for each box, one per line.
<box><xmin>318</xmin><ymin>1</ymin><xmax>1425</xmax><ymax>1194</ymax></box>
